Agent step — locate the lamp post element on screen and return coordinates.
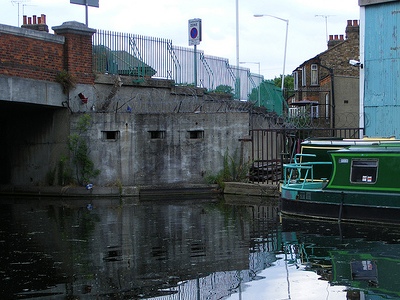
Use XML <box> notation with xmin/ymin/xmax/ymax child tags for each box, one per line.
<box><xmin>254</xmin><ymin>14</ymin><xmax>289</xmax><ymax>95</ymax></box>
<box><xmin>240</xmin><ymin>62</ymin><xmax>261</xmax><ymax>106</ymax></box>
<box><xmin>235</xmin><ymin>0</ymin><xmax>240</xmax><ymax>100</ymax></box>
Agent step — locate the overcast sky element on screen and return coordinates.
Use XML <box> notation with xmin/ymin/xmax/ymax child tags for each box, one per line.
<box><xmin>2</xmin><ymin>0</ymin><xmax>360</xmax><ymax>79</ymax></box>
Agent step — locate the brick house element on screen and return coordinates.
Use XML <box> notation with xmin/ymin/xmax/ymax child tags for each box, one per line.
<box><xmin>290</xmin><ymin>20</ymin><xmax>360</xmax><ymax>129</ymax></box>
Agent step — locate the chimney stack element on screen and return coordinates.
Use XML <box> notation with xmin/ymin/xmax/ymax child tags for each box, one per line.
<box><xmin>21</xmin><ymin>14</ymin><xmax>49</xmax><ymax>32</ymax></box>
<box><xmin>346</xmin><ymin>19</ymin><xmax>360</xmax><ymax>40</ymax></box>
<box><xmin>327</xmin><ymin>20</ymin><xmax>359</xmax><ymax>49</ymax></box>
<box><xmin>327</xmin><ymin>34</ymin><xmax>344</xmax><ymax>49</ymax></box>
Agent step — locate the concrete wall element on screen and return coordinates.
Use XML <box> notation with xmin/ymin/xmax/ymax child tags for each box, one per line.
<box><xmin>73</xmin><ymin>110</ymin><xmax>250</xmax><ymax>187</ymax></box>
<box><xmin>333</xmin><ymin>76</ymin><xmax>360</xmax><ymax>128</ymax></box>
<box><xmin>0</xmin><ymin>75</ymin><xmax>66</xmax><ymax>107</ymax></box>
<box><xmin>0</xmin><ymin>75</ymin><xmax>252</xmax><ymax>188</ymax></box>
<box><xmin>0</xmin><ymin>19</ymin><xmax>254</xmax><ymax>190</ymax></box>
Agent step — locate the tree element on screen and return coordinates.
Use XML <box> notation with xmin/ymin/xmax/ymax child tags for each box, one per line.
<box><xmin>273</xmin><ymin>74</ymin><xmax>294</xmax><ymax>98</ymax></box>
<box><xmin>213</xmin><ymin>85</ymin><xmax>234</xmax><ymax>96</ymax></box>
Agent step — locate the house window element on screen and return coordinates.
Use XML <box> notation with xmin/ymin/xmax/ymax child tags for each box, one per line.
<box><xmin>149</xmin><ymin>130</ymin><xmax>166</xmax><ymax>139</ymax></box>
<box><xmin>188</xmin><ymin>130</ymin><xmax>204</xmax><ymax>139</ymax></box>
<box><xmin>325</xmin><ymin>93</ymin><xmax>330</xmax><ymax>119</ymax></box>
<box><xmin>350</xmin><ymin>159</ymin><xmax>378</xmax><ymax>184</ymax></box>
<box><xmin>311</xmin><ymin>64</ymin><xmax>318</xmax><ymax>85</ymax></box>
<box><xmin>102</xmin><ymin>131</ymin><xmax>119</xmax><ymax>140</ymax></box>
<box><xmin>302</xmin><ymin>66</ymin><xmax>306</xmax><ymax>86</ymax></box>
<box><xmin>311</xmin><ymin>106</ymin><xmax>319</xmax><ymax>118</ymax></box>
<box><xmin>293</xmin><ymin>71</ymin><xmax>298</xmax><ymax>91</ymax></box>
<box><xmin>289</xmin><ymin>107</ymin><xmax>299</xmax><ymax>118</ymax></box>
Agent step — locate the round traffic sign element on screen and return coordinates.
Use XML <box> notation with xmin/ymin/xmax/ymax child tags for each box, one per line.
<box><xmin>190</xmin><ymin>27</ymin><xmax>198</xmax><ymax>39</ymax></box>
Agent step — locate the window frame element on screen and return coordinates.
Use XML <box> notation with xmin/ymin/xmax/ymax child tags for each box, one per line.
<box><xmin>293</xmin><ymin>71</ymin><xmax>299</xmax><ymax>91</ymax></box>
<box><xmin>148</xmin><ymin>130</ymin><xmax>166</xmax><ymax>140</ymax></box>
<box><xmin>301</xmin><ymin>66</ymin><xmax>306</xmax><ymax>86</ymax></box>
<box><xmin>350</xmin><ymin>159</ymin><xmax>379</xmax><ymax>184</ymax></box>
<box><xmin>102</xmin><ymin>130</ymin><xmax>120</xmax><ymax>141</ymax></box>
<box><xmin>310</xmin><ymin>64</ymin><xmax>319</xmax><ymax>86</ymax></box>
<box><xmin>188</xmin><ymin>130</ymin><xmax>204</xmax><ymax>139</ymax></box>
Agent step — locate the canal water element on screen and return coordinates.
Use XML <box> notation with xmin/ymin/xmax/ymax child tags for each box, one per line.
<box><xmin>1</xmin><ymin>194</ymin><xmax>400</xmax><ymax>299</ymax></box>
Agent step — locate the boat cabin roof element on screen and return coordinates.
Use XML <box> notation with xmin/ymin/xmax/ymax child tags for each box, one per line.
<box><xmin>333</xmin><ymin>143</ymin><xmax>400</xmax><ymax>153</ymax></box>
<box><xmin>301</xmin><ymin>137</ymin><xmax>400</xmax><ymax>147</ymax></box>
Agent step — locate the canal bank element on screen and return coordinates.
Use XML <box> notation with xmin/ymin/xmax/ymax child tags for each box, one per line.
<box><xmin>0</xmin><ymin>183</ymin><xmax>219</xmax><ymax>198</ymax></box>
<box><xmin>0</xmin><ymin>182</ymin><xmax>278</xmax><ymax>198</ymax></box>
<box><xmin>223</xmin><ymin>182</ymin><xmax>280</xmax><ymax>197</ymax></box>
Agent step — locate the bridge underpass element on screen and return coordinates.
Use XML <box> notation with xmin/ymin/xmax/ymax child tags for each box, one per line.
<box><xmin>0</xmin><ymin>100</ymin><xmax>68</xmax><ymax>185</ymax></box>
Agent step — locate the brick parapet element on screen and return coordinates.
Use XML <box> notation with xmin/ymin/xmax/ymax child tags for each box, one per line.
<box><xmin>0</xmin><ymin>19</ymin><xmax>96</xmax><ymax>84</ymax></box>
<box><xmin>0</xmin><ymin>30</ymin><xmax>64</xmax><ymax>81</ymax></box>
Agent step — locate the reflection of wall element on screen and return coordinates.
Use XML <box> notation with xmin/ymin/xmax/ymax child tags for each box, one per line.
<box><xmin>90</xmin><ymin>200</ymin><xmax>251</xmax><ymax>296</ymax></box>
<box><xmin>4</xmin><ymin>198</ymin><xmax>281</xmax><ymax>298</ymax></box>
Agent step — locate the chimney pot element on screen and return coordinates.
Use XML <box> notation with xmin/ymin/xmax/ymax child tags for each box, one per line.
<box><xmin>21</xmin><ymin>14</ymin><xmax>49</xmax><ymax>32</ymax></box>
<box><xmin>329</xmin><ymin>35</ymin><xmax>333</xmax><ymax>41</ymax></box>
<box><xmin>334</xmin><ymin>34</ymin><xmax>339</xmax><ymax>40</ymax></box>
<box><xmin>353</xmin><ymin>20</ymin><xmax>358</xmax><ymax>26</ymax></box>
<box><xmin>23</xmin><ymin>15</ymin><xmax>27</xmax><ymax>25</ymax></box>
<box><xmin>340</xmin><ymin>34</ymin><xmax>344</xmax><ymax>40</ymax></box>
<box><xmin>347</xmin><ymin>20</ymin><xmax>352</xmax><ymax>26</ymax></box>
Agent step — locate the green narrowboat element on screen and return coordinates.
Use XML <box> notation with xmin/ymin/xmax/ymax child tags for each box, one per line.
<box><xmin>281</xmin><ymin>142</ymin><xmax>400</xmax><ymax>224</ymax></box>
<box><xmin>298</xmin><ymin>137</ymin><xmax>398</xmax><ymax>179</ymax></box>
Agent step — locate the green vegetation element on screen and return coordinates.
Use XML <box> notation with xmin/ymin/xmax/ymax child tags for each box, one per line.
<box><xmin>46</xmin><ymin>156</ymin><xmax>73</xmax><ymax>186</ymax></box>
<box><xmin>68</xmin><ymin>114</ymin><xmax>100</xmax><ymax>185</ymax></box>
<box><xmin>206</xmin><ymin>149</ymin><xmax>250</xmax><ymax>190</ymax></box>
<box><xmin>55</xmin><ymin>69</ymin><xmax>76</xmax><ymax>94</ymax></box>
<box><xmin>272</xmin><ymin>74</ymin><xmax>294</xmax><ymax>99</ymax></box>
<box><xmin>213</xmin><ymin>85</ymin><xmax>235</xmax><ymax>96</ymax></box>
<box><xmin>58</xmin><ymin>155</ymin><xmax>73</xmax><ymax>186</ymax></box>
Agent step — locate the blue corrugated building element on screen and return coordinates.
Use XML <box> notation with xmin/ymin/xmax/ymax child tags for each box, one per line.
<box><xmin>360</xmin><ymin>0</ymin><xmax>400</xmax><ymax>137</ymax></box>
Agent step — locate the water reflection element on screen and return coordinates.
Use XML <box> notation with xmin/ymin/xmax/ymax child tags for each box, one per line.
<box><xmin>278</xmin><ymin>217</ymin><xmax>400</xmax><ymax>300</ymax></box>
<box><xmin>0</xmin><ymin>195</ymin><xmax>279</xmax><ymax>299</ymax></box>
<box><xmin>1</xmin><ymin>195</ymin><xmax>400</xmax><ymax>299</ymax></box>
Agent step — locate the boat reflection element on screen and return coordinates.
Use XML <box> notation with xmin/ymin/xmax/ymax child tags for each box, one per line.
<box><xmin>279</xmin><ymin>217</ymin><xmax>400</xmax><ymax>300</ymax></box>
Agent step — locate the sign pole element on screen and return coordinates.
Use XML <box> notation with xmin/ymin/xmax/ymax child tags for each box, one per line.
<box><xmin>188</xmin><ymin>18</ymin><xmax>202</xmax><ymax>88</ymax></box>
<box><xmin>194</xmin><ymin>44</ymin><xmax>197</xmax><ymax>87</ymax></box>
<box><xmin>70</xmin><ymin>0</ymin><xmax>99</xmax><ymax>26</ymax></box>
<box><xmin>85</xmin><ymin>0</ymin><xmax>88</xmax><ymax>26</ymax></box>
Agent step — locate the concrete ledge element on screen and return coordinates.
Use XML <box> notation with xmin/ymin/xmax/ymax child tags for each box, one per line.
<box><xmin>223</xmin><ymin>182</ymin><xmax>279</xmax><ymax>197</ymax></box>
<box><xmin>0</xmin><ymin>185</ymin><xmax>121</xmax><ymax>197</ymax></box>
<box><xmin>359</xmin><ymin>0</ymin><xmax>397</xmax><ymax>6</ymax></box>
<box><xmin>94</xmin><ymin>73</ymin><xmax>175</xmax><ymax>88</ymax></box>
<box><xmin>0</xmin><ymin>184</ymin><xmax>217</xmax><ymax>198</ymax></box>
<box><xmin>0</xmin><ymin>24</ymin><xmax>65</xmax><ymax>44</ymax></box>
<box><xmin>139</xmin><ymin>184</ymin><xmax>219</xmax><ymax>197</ymax></box>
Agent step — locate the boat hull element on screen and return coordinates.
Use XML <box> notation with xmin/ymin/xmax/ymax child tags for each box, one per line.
<box><xmin>281</xmin><ymin>188</ymin><xmax>400</xmax><ymax>224</ymax></box>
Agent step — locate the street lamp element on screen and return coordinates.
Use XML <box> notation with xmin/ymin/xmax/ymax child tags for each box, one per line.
<box><xmin>235</xmin><ymin>0</ymin><xmax>240</xmax><ymax>100</ymax></box>
<box><xmin>254</xmin><ymin>14</ymin><xmax>289</xmax><ymax>95</ymax></box>
<box><xmin>240</xmin><ymin>62</ymin><xmax>261</xmax><ymax>106</ymax></box>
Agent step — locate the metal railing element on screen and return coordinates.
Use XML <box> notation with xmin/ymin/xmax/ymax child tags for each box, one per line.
<box><xmin>92</xmin><ymin>29</ymin><xmax>263</xmax><ymax>101</ymax></box>
<box><xmin>249</xmin><ymin>127</ymin><xmax>365</xmax><ymax>185</ymax></box>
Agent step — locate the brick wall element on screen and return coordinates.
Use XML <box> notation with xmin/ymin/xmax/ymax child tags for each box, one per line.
<box><xmin>0</xmin><ymin>31</ymin><xmax>64</xmax><ymax>81</ymax></box>
<box><xmin>0</xmin><ymin>17</ymin><xmax>95</xmax><ymax>84</ymax></box>
<box><xmin>60</xmin><ymin>32</ymin><xmax>95</xmax><ymax>84</ymax></box>
<box><xmin>322</xmin><ymin>21</ymin><xmax>360</xmax><ymax>78</ymax></box>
